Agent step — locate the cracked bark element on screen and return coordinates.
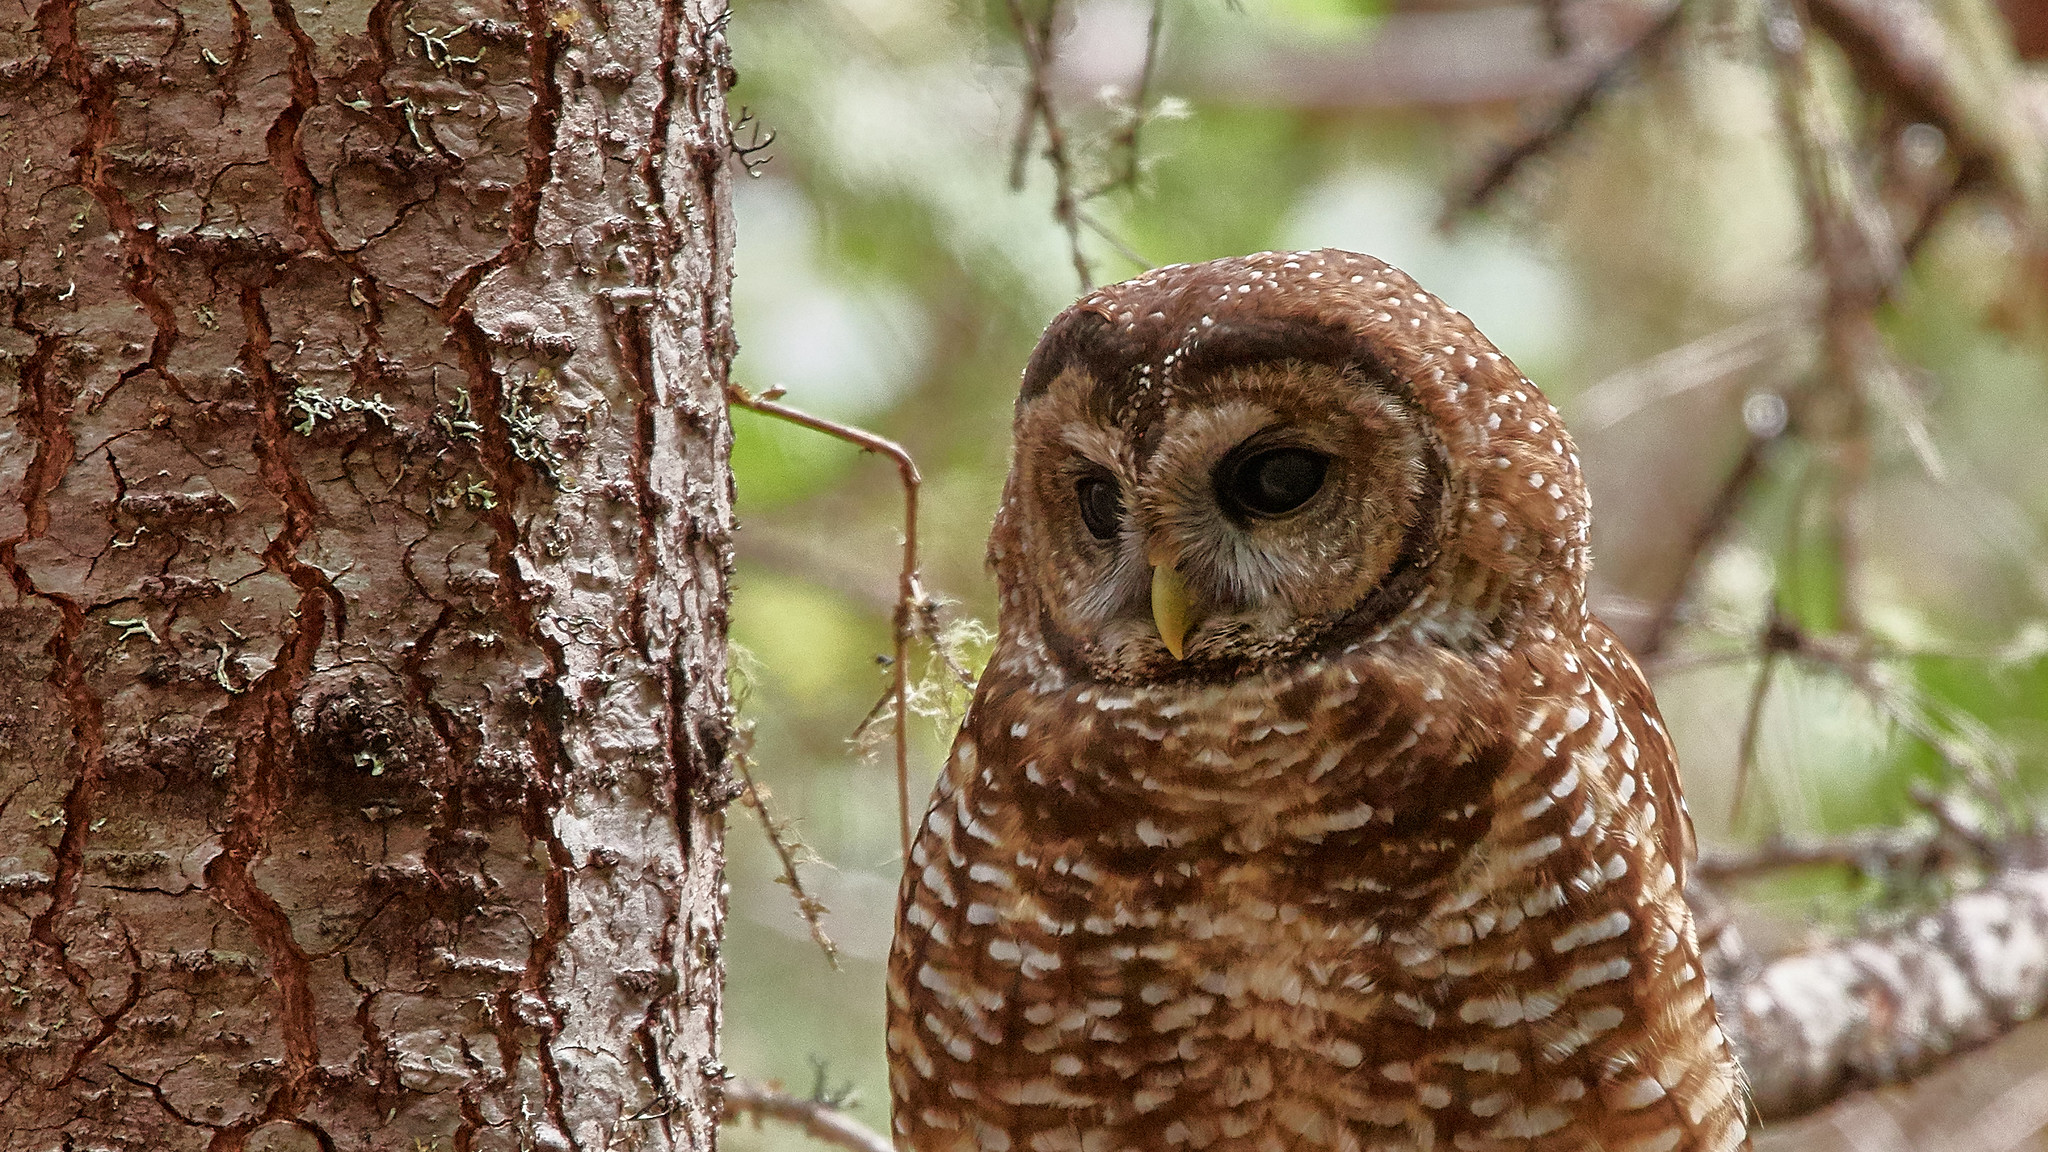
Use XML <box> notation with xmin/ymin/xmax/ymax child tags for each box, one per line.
<box><xmin>0</xmin><ymin>0</ymin><xmax>736</xmax><ymax>1146</ymax></box>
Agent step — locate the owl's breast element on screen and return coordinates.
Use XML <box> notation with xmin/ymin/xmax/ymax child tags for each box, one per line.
<box><xmin>886</xmin><ymin>664</ymin><xmax>1533</xmax><ymax>1150</ymax></box>
<box><xmin>888</xmin><ymin>767</ymin><xmax>1582</xmax><ymax>1152</ymax></box>
<box><xmin>889</xmin><ymin>643</ymin><xmax>1737</xmax><ymax>1152</ymax></box>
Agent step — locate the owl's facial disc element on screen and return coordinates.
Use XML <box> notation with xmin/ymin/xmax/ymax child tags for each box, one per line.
<box><xmin>1012</xmin><ymin>359</ymin><xmax>1431</xmax><ymax>683</ymax></box>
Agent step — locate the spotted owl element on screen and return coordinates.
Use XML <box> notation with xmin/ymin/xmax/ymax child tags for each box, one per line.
<box><xmin>887</xmin><ymin>250</ymin><xmax>1748</xmax><ymax>1152</ymax></box>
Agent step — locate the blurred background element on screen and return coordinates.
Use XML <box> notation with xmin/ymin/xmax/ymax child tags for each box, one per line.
<box><xmin>713</xmin><ymin>1</ymin><xmax>2048</xmax><ymax>1147</ymax></box>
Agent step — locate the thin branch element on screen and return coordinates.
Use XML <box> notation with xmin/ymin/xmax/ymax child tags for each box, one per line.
<box><xmin>733</xmin><ymin>750</ymin><xmax>838</xmax><ymax>967</ymax></box>
<box><xmin>1635</xmin><ymin>432</ymin><xmax>1773</xmax><ymax>660</ymax></box>
<box><xmin>1087</xmin><ymin>0</ymin><xmax>1165</xmax><ymax>199</ymax></box>
<box><xmin>1573</xmin><ymin>313</ymin><xmax>1802</xmax><ymax>434</ymax></box>
<box><xmin>1004</xmin><ymin>0</ymin><xmax>1093</xmax><ymax>290</ymax></box>
<box><xmin>1598</xmin><ymin>4</ymin><xmax>2008</xmax><ymax>665</ymax></box>
<box><xmin>1729</xmin><ymin>613</ymin><xmax>1788</xmax><ymax>828</ymax></box>
<box><xmin>1817</xmin><ymin>646</ymin><xmax>2017</xmax><ymax>816</ymax></box>
<box><xmin>1690</xmin><ymin>601</ymin><xmax>2022</xmax><ymax>821</ymax></box>
<box><xmin>1910</xmin><ymin>780</ymin><xmax>2003</xmax><ymax>865</ymax></box>
<box><xmin>727</xmin><ymin>384</ymin><xmax>925</xmax><ymax>857</ymax></box>
<box><xmin>1898</xmin><ymin>157</ymin><xmax>1980</xmax><ymax>260</ymax></box>
<box><xmin>1077</xmin><ymin>206</ymin><xmax>1152</xmax><ymax>271</ymax></box>
<box><xmin>1697</xmin><ymin>826</ymin><xmax>1951</xmax><ymax>885</ymax></box>
<box><xmin>1767</xmin><ymin>0</ymin><xmax>1918</xmax><ymax>642</ymax></box>
<box><xmin>1697</xmin><ymin>786</ymin><xmax>2005</xmax><ymax>886</ymax></box>
<box><xmin>720</xmin><ymin>1079</ymin><xmax>894</xmax><ymax>1152</ymax></box>
<box><xmin>730</xmin><ymin>106</ymin><xmax>776</xmax><ymax>177</ymax></box>
<box><xmin>1806</xmin><ymin>0</ymin><xmax>2046</xmax><ymax>215</ymax></box>
<box><xmin>1444</xmin><ymin>0</ymin><xmax>1687</xmax><ymax>221</ymax></box>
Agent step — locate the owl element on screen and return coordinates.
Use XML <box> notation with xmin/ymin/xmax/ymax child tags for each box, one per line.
<box><xmin>887</xmin><ymin>251</ymin><xmax>1748</xmax><ymax>1152</ymax></box>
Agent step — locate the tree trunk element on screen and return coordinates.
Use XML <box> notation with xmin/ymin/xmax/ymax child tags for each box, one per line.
<box><xmin>0</xmin><ymin>0</ymin><xmax>737</xmax><ymax>1145</ymax></box>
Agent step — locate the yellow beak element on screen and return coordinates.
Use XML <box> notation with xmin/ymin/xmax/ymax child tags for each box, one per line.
<box><xmin>1149</xmin><ymin>550</ymin><xmax>1193</xmax><ymax>661</ymax></box>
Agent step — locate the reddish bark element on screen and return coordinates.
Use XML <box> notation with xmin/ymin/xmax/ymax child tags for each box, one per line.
<box><xmin>0</xmin><ymin>0</ymin><xmax>737</xmax><ymax>1147</ymax></box>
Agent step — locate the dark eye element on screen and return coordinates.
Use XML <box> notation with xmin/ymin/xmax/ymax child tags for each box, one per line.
<box><xmin>1221</xmin><ymin>447</ymin><xmax>1328</xmax><ymax>517</ymax></box>
<box><xmin>1075</xmin><ymin>475</ymin><xmax>1123</xmax><ymax>541</ymax></box>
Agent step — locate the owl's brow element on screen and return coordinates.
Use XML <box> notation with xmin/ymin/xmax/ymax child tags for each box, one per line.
<box><xmin>1169</xmin><ymin>316</ymin><xmax>1390</xmax><ymax>388</ymax></box>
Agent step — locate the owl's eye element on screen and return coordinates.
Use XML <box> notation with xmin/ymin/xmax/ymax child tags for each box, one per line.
<box><xmin>1221</xmin><ymin>447</ymin><xmax>1328</xmax><ymax>517</ymax></box>
<box><xmin>1075</xmin><ymin>475</ymin><xmax>1123</xmax><ymax>541</ymax></box>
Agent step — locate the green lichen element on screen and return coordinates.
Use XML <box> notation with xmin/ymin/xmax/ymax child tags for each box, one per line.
<box><xmin>432</xmin><ymin>474</ymin><xmax>499</xmax><ymax>515</ymax></box>
<box><xmin>289</xmin><ymin>386</ymin><xmax>395</xmax><ymax>435</ymax></box>
<box><xmin>435</xmin><ymin>388</ymin><xmax>483</xmax><ymax>443</ymax></box>
<box><xmin>503</xmin><ymin>370</ymin><xmax>570</xmax><ymax>486</ymax></box>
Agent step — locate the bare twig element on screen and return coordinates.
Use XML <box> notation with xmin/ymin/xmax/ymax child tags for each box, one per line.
<box><xmin>1825</xmin><ymin>651</ymin><xmax>2016</xmax><ymax>815</ymax></box>
<box><xmin>1768</xmin><ymin>0</ymin><xmax>1923</xmax><ymax>643</ymax></box>
<box><xmin>1729</xmin><ymin>610</ymin><xmax>1790</xmax><ymax>827</ymax></box>
<box><xmin>1697</xmin><ymin>785</ymin><xmax>2008</xmax><ymax>888</ymax></box>
<box><xmin>1004</xmin><ymin>0</ymin><xmax>1093</xmax><ymax>290</ymax></box>
<box><xmin>1806</xmin><ymin>0</ymin><xmax>2046</xmax><ymax>214</ymax></box>
<box><xmin>1077</xmin><ymin>206</ymin><xmax>1152</xmax><ymax>271</ymax></box>
<box><xmin>1573</xmin><ymin>314</ymin><xmax>1803</xmax><ymax>434</ymax></box>
<box><xmin>730</xmin><ymin>106</ymin><xmax>775</xmax><ymax>177</ymax></box>
<box><xmin>1604</xmin><ymin>3</ymin><xmax>2014</xmax><ymax>666</ymax></box>
<box><xmin>720</xmin><ymin>1079</ymin><xmax>894</xmax><ymax>1152</ymax></box>
<box><xmin>1635</xmin><ymin>432</ymin><xmax>1772</xmax><ymax>660</ymax></box>
<box><xmin>734</xmin><ymin>750</ymin><xmax>838</xmax><ymax>967</ymax></box>
<box><xmin>1444</xmin><ymin>0</ymin><xmax>1687</xmax><ymax>220</ymax></box>
<box><xmin>727</xmin><ymin>384</ymin><xmax>925</xmax><ymax>857</ymax></box>
<box><xmin>1086</xmin><ymin>0</ymin><xmax>1165</xmax><ymax>200</ymax></box>
<box><xmin>1910</xmin><ymin>781</ymin><xmax>2002</xmax><ymax>864</ymax></box>
<box><xmin>1697</xmin><ymin>825</ymin><xmax>1952</xmax><ymax>885</ymax></box>
<box><xmin>1690</xmin><ymin>602</ymin><xmax>2021</xmax><ymax>820</ymax></box>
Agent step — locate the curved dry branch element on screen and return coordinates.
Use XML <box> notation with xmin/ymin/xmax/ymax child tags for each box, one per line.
<box><xmin>726</xmin><ymin>384</ymin><xmax>925</xmax><ymax>857</ymax></box>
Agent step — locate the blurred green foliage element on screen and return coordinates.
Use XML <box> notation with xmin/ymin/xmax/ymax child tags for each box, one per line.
<box><xmin>715</xmin><ymin>2</ymin><xmax>2048</xmax><ymax>1145</ymax></box>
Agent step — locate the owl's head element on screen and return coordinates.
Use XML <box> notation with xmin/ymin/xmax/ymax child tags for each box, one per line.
<box><xmin>990</xmin><ymin>250</ymin><xmax>1591</xmax><ymax>685</ymax></box>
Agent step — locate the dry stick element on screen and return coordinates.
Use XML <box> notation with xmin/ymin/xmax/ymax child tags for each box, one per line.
<box><xmin>1618</xmin><ymin>139</ymin><xmax>1961</xmax><ymax>663</ymax></box>
<box><xmin>734</xmin><ymin>753</ymin><xmax>839</xmax><ymax>967</ymax></box>
<box><xmin>1695</xmin><ymin>824</ymin><xmax>1959</xmax><ymax>884</ymax></box>
<box><xmin>1651</xmin><ymin>647</ymin><xmax>1769</xmax><ymax>676</ymax></box>
<box><xmin>1573</xmin><ymin>313</ymin><xmax>1800</xmax><ymax>435</ymax></box>
<box><xmin>1806</xmin><ymin>0</ymin><xmax>2039</xmax><ymax>211</ymax></box>
<box><xmin>1715</xmin><ymin>598</ymin><xmax>2022</xmax><ymax>821</ymax></box>
<box><xmin>1086</xmin><ymin>0</ymin><xmax>1165</xmax><ymax>200</ymax></box>
<box><xmin>1078</xmin><ymin>207</ymin><xmax>1153</xmax><ymax>271</ymax></box>
<box><xmin>1909</xmin><ymin>781</ymin><xmax>2003</xmax><ymax>865</ymax></box>
<box><xmin>1713</xmin><ymin>9</ymin><xmax>1965</xmax><ymax>828</ymax></box>
<box><xmin>721</xmin><ymin>1079</ymin><xmax>894</xmax><ymax>1152</ymax></box>
<box><xmin>1004</xmin><ymin>0</ymin><xmax>1093</xmax><ymax>291</ymax></box>
<box><xmin>1769</xmin><ymin>0</ymin><xmax>1911</xmax><ymax>641</ymax></box>
<box><xmin>1728</xmin><ymin>617</ymin><xmax>1788</xmax><ymax>827</ymax></box>
<box><xmin>1004</xmin><ymin>0</ymin><xmax>1057</xmax><ymax>191</ymax></box>
<box><xmin>1445</xmin><ymin>0</ymin><xmax>1687</xmax><ymax>220</ymax></box>
<box><xmin>727</xmin><ymin>384</ymin><xmax>925</xmax><ymax>857</ymax></box>
<box><xmin>1809</xmin><ymin>642</ymin><xmax>2017</xmax><ymax>817</ymax></box>
<box><xmin>1636</xmin><ymin>433</ymin><xmax>1770</xmax><ymax>660</ymax></box>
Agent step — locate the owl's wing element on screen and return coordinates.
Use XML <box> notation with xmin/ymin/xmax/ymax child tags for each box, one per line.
<box><xmin>1585</xmin><ymin>617</ymin><xmax>1696</xmax><ymax>884</ymax></box>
